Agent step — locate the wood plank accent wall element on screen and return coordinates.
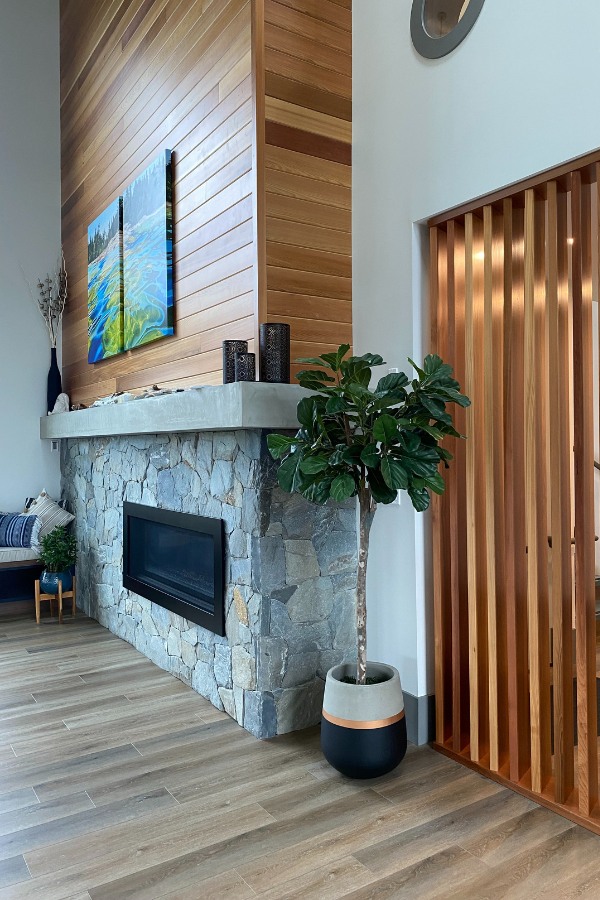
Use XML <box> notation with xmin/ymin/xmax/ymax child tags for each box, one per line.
<box><xmin>260</xmin><ymin>0</ymin><xmax>352</xmax><ymax>380</ymax></box>
<box><xmin>431</xmin><ymin>156</ymin><xmax>600</xmax><ymax>835</ymax></box>
<box><xmin>60</xmin><ymin>0</ymin><xmax>352</xmax><ymax>405</ymax></box>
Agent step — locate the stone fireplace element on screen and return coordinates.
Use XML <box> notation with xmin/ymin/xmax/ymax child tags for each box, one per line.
<box><xmin>51</xmin><ymin>386</ymin><xmax>358</xmax><ymax>739</ymax></box>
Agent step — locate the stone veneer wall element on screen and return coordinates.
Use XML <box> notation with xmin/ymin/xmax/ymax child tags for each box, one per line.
<box><xmin>61</xmin><ymin>430</ymin><xmax>357</xmax><ymax>738</ymax></box>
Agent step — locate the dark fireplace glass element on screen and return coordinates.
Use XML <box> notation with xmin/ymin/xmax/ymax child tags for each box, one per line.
<box><xmin>123</xmin><ymin>503</ymin><xmax>224</xmax><ymax>635</ymax></box>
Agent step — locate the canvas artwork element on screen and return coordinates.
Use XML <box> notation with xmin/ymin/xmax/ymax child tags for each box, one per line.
<box><xmin>123</xmin><ymin>150</ymin><xmax>174</xmax><ymax>351</ymax></box>
<box><xmin>87</xmin><ymin>197</ymin><xmax>123</xmax><ymax>362</ymax></box>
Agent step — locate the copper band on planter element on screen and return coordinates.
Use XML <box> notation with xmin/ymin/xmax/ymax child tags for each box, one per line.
<box><xmin>322</xmin><ymin>709</ymin><xmax>405</xmax><ymax>730</ymax></box>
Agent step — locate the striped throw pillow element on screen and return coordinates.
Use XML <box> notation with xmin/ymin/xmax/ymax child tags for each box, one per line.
<box><xmin>0</xmin><ymin>514</ymin><xmax>41</xmax><ymax>548</ymax></box>
<box><xmin>26</xmin><ymin>491</ymin><xmax>74</xmax><ymax>541</ymax></box>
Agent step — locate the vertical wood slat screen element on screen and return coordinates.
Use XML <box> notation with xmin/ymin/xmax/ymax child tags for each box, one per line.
<box><xmin>431</xmin><ymin>162</ymin><xmax>600</xmax><ymax>832</ymax></box>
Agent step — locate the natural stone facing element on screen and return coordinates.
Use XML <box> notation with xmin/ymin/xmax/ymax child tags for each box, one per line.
<box><xmin>61</xmin><ymin>429</ymin><xmax>357</xmax><ymax>738</ymax></box>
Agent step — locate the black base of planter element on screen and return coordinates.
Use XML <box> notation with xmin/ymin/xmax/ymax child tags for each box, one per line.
<box><xmin>320</xmin><ymin>715</ymin><xmax>407</xmax><ymax>779</ymax></box>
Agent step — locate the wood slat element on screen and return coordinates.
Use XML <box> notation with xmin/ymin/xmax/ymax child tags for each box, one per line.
<box><xmin>483</xmin><ymin>206</ymin><xmax>500</xmax><ymax>772</ymax></box>
<box><xmin>465</xmin><ymin>212</ymin><xmax>489</xmax><ymax>762</ymax></box>
<box><xmin>438</xmin><ymin>227</ymin><xmax>454</xmax><ymax>746</ymax></box>
<box><xmin>431</xmin><ymin>226</ymin><xmax>447</xmax><ymax>746</ymax></box>
<box><xmin>572</xmin><ymin>170</ymin><xmax>599</xmax><ymax>816</ymax></box>
<box><xmin>446</xmin><ymin>222</ymin><xmax>462</xmax><ymax>753</ymax></box>
<box><xmin>502</xmin><ymin>199</ymin><xmax>531</xmax><ymax>782</ymax></box>
<box><xmin>547</xmin><ymin>180</ymin><xmax>575</xmax><ymax>804</ymax></box>
<box><xmin>523</xmin><ymin>189</ymin><xmax>551</xmax><ymax>794</ymax></box>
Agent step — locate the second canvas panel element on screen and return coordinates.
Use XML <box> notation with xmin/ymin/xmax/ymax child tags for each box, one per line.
<box><xmin>123</xmin><ymin>149</ymin><xmax>174</xmax><ymax>352</ymax></box>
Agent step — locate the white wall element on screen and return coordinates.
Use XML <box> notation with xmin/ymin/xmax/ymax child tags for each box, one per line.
<box><xmin>354</xmin><ymin>0</ymin><xmax>600</xmax><ymax>697</ymax></box>
<box><xmin>0</xmin><ymin>0</ymin><xmax>61</xmax><ymax>511</ymax></box>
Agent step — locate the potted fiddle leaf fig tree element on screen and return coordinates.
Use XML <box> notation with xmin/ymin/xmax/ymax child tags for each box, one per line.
<box><xmin>267</xmin><ymin>344</ymin><xmax>469</xmax><ymax>778</ymax></box>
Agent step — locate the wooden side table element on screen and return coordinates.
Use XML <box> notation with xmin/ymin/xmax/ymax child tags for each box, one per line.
<box><xmin>34</xmin><ymin>576</ymin><xmax>76</xmax><ymax>624</ymax></box>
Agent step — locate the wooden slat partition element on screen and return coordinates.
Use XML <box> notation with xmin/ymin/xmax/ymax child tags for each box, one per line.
<box><xmin>431</xmin><ymin>155</ymin><xmax>600</xmax><ymax>834</ymax></box>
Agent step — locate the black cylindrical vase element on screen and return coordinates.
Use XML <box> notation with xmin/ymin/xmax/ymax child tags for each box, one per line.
<box><xmin>259</xmin><ymin>323</ymin><xmax>290</xmax><ymax>383</ymax></box>
<box><xmin>222</xmin><ymin>340</ymin><xmax>248</xmax><ymax>384</ymax></box>
<box><xmin>234</xmin><ymin>352</ymin><xmax>256</xmax><ymax>382</ymax></box>
<box><xmin>47</xmin><ymin>347</ymin><xmax>62</xmax><ymax>413</ymax></box>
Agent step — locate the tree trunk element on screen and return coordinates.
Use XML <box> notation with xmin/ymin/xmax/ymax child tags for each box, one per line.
<box><xmin>357</xmin><ymin>488</ymin><xmax>375</xmax><ymax>685</ymax></box>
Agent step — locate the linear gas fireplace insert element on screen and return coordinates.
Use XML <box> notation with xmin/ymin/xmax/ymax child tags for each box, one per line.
<box><xmin>123</xmin><ymin>502</ymin><xmax>225</xmax><ymax>635</ymax></box>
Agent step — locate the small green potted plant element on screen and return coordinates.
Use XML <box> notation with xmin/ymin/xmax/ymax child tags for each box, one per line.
<box><xmin>268</xmin><ymin>345</ymin><xmax>469</xmax><ymax>778</ymax></box>
<box><xmin>39</xmin><ymin>525</ymin><xmax>77</xmax><ymax>595</ymax></box>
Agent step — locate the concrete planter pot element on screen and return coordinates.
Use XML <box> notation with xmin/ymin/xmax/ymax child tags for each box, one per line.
<box><xmin>321</xmin><ymin>661</ymin><xmax>407</xmax><ymax>778</ymax></box>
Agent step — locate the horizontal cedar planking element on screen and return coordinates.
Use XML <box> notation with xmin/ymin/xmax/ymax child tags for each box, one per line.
<box><xmin>61</xmin><ymin>26</ymin><xmax>251</xmax><ymax>230</ymax></box>
<box><xmin>264</xmin><ymin>23</ymin><xmax>350</xmax><ymax>78</ymax></box>
<box><xmin>266</xmin><ymin>193</ymin><xmax>350</xmax><ymax>231</ymax></box>
<box><xmin>61</xmin><ymin>0</ymin><xmax>248</xmax><ymax>169</ymax></box>
<box><xmin>265</xmin><ymin>144</ymin><xmax>351</xmax><ymax>186</ymax></box>
<box><xmin>61</xmin><ymin>0</ymin><xmax>257</xmax><ymax>402</ymax></box>
<box><xmin>432</xmin><ymin>159</ymin><xmax>600</xmax><ymax>834</ymax></box>
<box><xmin>262</xmin><ymin>0</ymin><xmax>351</xmax><ymax>375</ymax></box>
<box><xmin>265</xmin><ymin>97</ymin><xmax>351</xmax><ymax>143</ymax></box>
<box><xmin>265</xmin><ymin>72</ymin><xmax>352</xmax><ymax>122</ymax></box>
<box><xmin>62</xmin><ymin>16</ymin><xmax>253</xmax><ymax>220</ymax></box>
<box><xmin>264</xmin><ymin>122</ymin><xmax>350</xmax><ymax>166</ymax></box>
<box><xmin>266</xmin><ymin>168</ymin><xmax>350</xmax><ymax>208</ymax></box>
<box><xmin>264</xmin><ymin>47</ymin><xmax>351</xmax><ymax>100</ymax></box>
<box><xmin>264</xmin><ymin>0</ymin><xmax>351</xmax><ymax>54</ymax></box>
<box><xmin>267</xmin><ymin>290</ymin><xmax>350</xmax><ymax>322</ymax></box>
<box><xmin>266</xmin><ymin>243</ymin><xmax>350</xmax><ymax>278</ymax></box>
<box><xmin>61</xmin><ymin>0</ymin><xmax>351</xmax><ymax>403</ymax></box>
<box><xmin>266</xmin><ymin>217</ymin><xmax>351</xmax><ymax>254</ymax></box>
<box><xmin>272</xmin><ymin>0</ymin><xmax>351</xmax><ymax>31</ymax></box>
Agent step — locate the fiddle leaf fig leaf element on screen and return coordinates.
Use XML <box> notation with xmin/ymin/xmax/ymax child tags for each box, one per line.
<box><xmin>373</xmin><ymin>414</ymin><xmax>399</xmax><ymax>444</ymax></box>
<box><xmin>408</xmin><ymin>483</ymin><xmax>431</xmax><ymax>512</ymax></box>
<box><xmin>375</xmin><ymin>372</ymin><xmax>409</xmax><ymax>395</ymax></box>
<box><xmin>300</xmin><ymin>455</ymin><xmax>330</xmax><ymax>475</ymax></box>
<box><xmin>360</xmin><ymin>443</ymin><xmax>380</xmax><ymax>469</ymax></box>
<box><xmin>381</xmin><ymin>457</ymin><xmax>408</xmax><ymax>491</ymax></box>
<box><xmin>277</xmin><ymin>453</ymin><xmax>300</xmax><ymax>493</ymax></box>
<box><xmin>330</xmin><ymin>473</ymin><xmax>356</xmax><ymax>502</ymax></box>
<box><xmin>325</xmin><ymin>395</ymin><xmax>348</xmax><ymax>414</ymax></box>
<box><xmin>425</xmin><ymin>471</ymin><xmax>446</xmax><ymax>495</ymax></box>
<box><xmin>267</xmin><ymin>433</ymin><xmax>297</xmax><ymax>459</ymax></box>
<box><xmin>296</xmin><ymin>396</ymin><xmax>317</xmax><ymax>428</ymax></box>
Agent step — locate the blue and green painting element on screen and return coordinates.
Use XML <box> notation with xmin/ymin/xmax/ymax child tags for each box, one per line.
<box><xmin>87</xmin><ymin>197</ymin><xmax>123</xmax><ymax>362</ymax></box>
<box><xmin>123</xmin><ymin>150</ymin><xmax>174</xmax><ymax>351</ymax></box>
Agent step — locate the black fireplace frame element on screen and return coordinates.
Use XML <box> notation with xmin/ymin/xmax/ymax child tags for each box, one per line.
<box><xmin>122</xmin><ymin>502</ymin><xmax>225</xmax><ymax>636</ymax></box>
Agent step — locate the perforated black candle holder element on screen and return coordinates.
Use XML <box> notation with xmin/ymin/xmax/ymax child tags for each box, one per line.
<box><xmin>234</xmin><ymin>351</ymin><xmax>256</xmax><ymax>382</ymax></box>
<box><xmin>259</xmin><ymin>323</ymin><xmax>290</xmax><ymax>383</ymax></box>
<box><xmin>222</xmin><ymin>340</ymin><xmax>248</xmax><ymax>384</ymax></box>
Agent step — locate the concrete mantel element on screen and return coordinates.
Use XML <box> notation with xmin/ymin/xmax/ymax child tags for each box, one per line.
<box><xmin>40</xmin><ymin>383</ymin><xmax>307</xmax><ymax>440</ymax></box>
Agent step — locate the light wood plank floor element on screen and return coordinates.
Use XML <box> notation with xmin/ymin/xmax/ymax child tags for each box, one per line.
<box><xmin>0</xmin><ymin>610</ymin><xmax>597</xmax><ymax>899</ymax></box>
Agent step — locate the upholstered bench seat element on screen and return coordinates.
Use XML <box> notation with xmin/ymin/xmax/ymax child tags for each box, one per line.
<box><xmin>0</xmin><ymin>547</ymin><xmax>40</xmax><ymax>566</ymax></box>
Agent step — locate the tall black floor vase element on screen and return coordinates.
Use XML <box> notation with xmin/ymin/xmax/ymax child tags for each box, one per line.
<box><xmin>47</xmin><ymin>347</ymin><xmax>62</xmax><ymax>413</ymax></box>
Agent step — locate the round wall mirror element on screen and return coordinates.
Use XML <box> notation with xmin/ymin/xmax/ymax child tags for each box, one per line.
<box><xmin>411</xmin><ymin>0</ymin><xmax>485</xmax><ymax>58</ymax></box>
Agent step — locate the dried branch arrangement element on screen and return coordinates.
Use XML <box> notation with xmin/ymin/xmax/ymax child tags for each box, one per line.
<box><xmin>24</xmin><ymin>251</ymin><xmax>68</xmax><ymax>348</ymax></box>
